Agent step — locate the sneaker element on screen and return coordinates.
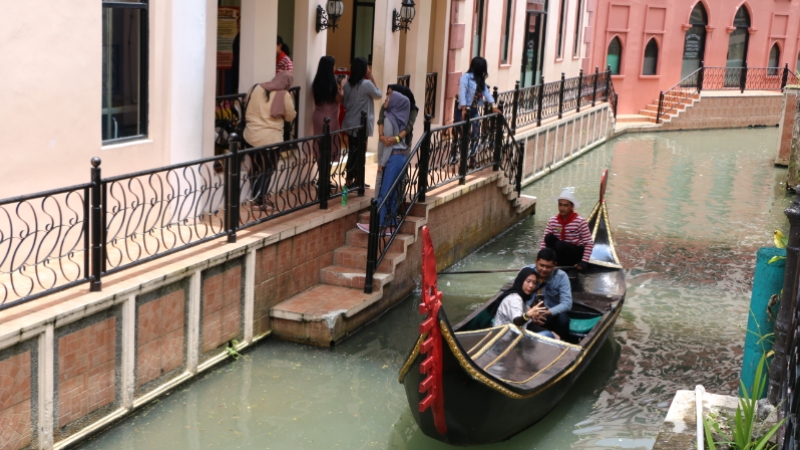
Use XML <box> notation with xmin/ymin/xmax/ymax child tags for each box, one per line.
<box><xmin>357</xmin><ymin>223</ymin><xmax>370</xmax><ymax>233</ymax></box>
<box><xmin>383</xmin><ymin>227</ymin><xmax>395</xmax><ymax>236</ymax></box>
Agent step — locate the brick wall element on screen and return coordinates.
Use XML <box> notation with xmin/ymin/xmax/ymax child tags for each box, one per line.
<box><xmin>0</xmin><ymin>349</ymin><xmax>33</xmax><ymax>450</ymax></box>
<box><xmin>253</xmin><ymin>213</ymin><xmax>357</xmax><ymax>336</ymax></box>
<box><xmin>661</xmin><ymin>95</ymin><xmax>782</xmax><ymax>131</ymax></box>
<box><xmin>201</xmin><ymin>259</ymin><xmax>244</xmax><ymax>355</ymax></box>
<box><xmin>56</xmin><ymin>312</ymin><xmax>119</xmax><ymax>435</ymax></box>
<box><xmin>136</xmin><ymin>282</ymin><xmax>186</xmax><ymax>391</ymax></box>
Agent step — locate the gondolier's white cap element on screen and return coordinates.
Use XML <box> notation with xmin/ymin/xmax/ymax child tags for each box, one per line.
<box><xmin>555</xmin><ymin>187</ymin><xmax>579</xmax><ymax>209</ymax></box>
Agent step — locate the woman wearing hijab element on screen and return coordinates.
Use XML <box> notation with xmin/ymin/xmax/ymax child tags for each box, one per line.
<box><xmin>357</xmin><ymin>91</ymin><xmax>410</xmax><ymax>234</ymax></box>
<box><xmin>493</xmin><ymin>266</ymin><xmax>559</xmax><ymax>339</ymax></box>
<box><xmin>243</xmin><ymin>71</ymin><xmax>296</xmax><ymax>211</ymax></box>
<box><xmin>311</xmin><ymin>56</ymin><xmax>343</xmax><ymax>136</ymax></box>
<box><xmin>342</xmin><ymin>57</ymin><xmax>382</xmax><ymax>187</ymax></box>
<box><xmin>377</xmin><ymin>84</ymin><xmax>419</xmax><ymax>146</ymax></box>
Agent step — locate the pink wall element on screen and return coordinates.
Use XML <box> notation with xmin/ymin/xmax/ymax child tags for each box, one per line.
<box><xmin>587</xmin><ymin>0</ymin><xmax>800</xmax><ymax>115</ymax></box>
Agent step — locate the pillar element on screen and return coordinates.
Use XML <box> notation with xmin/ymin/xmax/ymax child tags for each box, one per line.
<box><xmin>293</xmin><ymin>0</ymin><xmax>328</xmax><ymax>136</ymax></box>
<box><xmin>170</xmin><ymin>0</ymin><xmax>210</xmax><ymax>164</ymax></box>
<box><xmin>404</xmin><ymin>0</ymin><xmax>433</xmax><ymax>135</ymax></box>
<box><xmin>371</xmin><ymin>0</ymin><xmax>401</xmax><ymax>147</ymax></box>
<box><xmin>240</xmin><ymin>0</ymin><xmax>278</xmax><ymax>91</ymax></box>
<box><xmin>777</xmin><ymin>86</ymin><xmax>799</xmax><ymax>167</ymax></box>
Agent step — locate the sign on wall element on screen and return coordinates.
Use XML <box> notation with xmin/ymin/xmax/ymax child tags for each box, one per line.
<box><xmin>217</xmin><ymin>7</ymin><xmax>240</xmax><ymax>70</ymax></box>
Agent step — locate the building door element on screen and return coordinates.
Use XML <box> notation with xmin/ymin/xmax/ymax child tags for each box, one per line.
<box><xmin>520</xmin><ymin>6</ymin><xmax>546</xmax><ymax>87</ymax></box>
<box><xmin>352</xmin><ymin>0</ymin><xmax>376</xmax><ymax>64</ymax></box>
<box><xmin>680</xmin><ymin>3</ymin><xmax>707</xmax><ymax>80</ymax></box>
<box><xmin>725</xmin><ymin>6</ymin><xmax>750</xmax><ymax>87</ymax></box>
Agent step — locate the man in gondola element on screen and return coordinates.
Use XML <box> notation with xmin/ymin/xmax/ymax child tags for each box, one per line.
<box><xmin>540</xmin><ymin>188</ymin><xmax>594</xmax><ymax>270</ymax></box>
<box><xmin>523</xmin><ymin>248</ymin><xmax>572</xmax><ymax>339</ymax></box>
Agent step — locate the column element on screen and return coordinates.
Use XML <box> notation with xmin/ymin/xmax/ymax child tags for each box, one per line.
<box><xmin>404</xmin><ymin>0</ymin><xmax>433</xmax><ymax>135</ymax></box>
<box><xmin>293</xmin><ymin>0</ymin><xmax>329</xmax><ymax>136</ymax></box>
<box><xmin>370</xmin><ymin>0</ymin><xmax>402</xmax><ymax>149</ymax></box>
<box><xmin>170</xmin><ymin>0</ymin><xmax>210</xmax><ymax>164</ymax></box>
<box><xmin>240</xmin><ymin>0</ymin><xmax>278</xmax><ymax>90</ymax></box>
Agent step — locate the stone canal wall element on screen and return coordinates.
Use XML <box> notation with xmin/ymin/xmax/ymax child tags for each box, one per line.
<box><xmin>659</xmin><ymin>92</ymin><xmax>783</xmax><ymax>132</ymax></box>
<box><xmin>0</xmin><ymin>106</ymin><xmax>613</xmax><ymax>449</ymax></box>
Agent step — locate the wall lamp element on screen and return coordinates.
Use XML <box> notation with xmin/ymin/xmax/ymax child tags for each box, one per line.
<box><xmin>316</xmin><ymin>0</ymin><xmax>344</xmax><ymax>33</ymax></box>
<box><xmin>392</xmin><ymin>0</ymin><xmax>416</xmax><ymax>33</ymax></box>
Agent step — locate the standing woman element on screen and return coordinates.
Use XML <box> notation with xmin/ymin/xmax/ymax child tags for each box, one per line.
<box><xmin>454</xmin><ymin>57</ymin><xmax>501</xmax><ymax>165</ymax></box>
<box><xmin>357</xmin><ymin>91</ymin><xmax>411</xmax><ymax>234</ymax></box>
<box><xmin>311</xmin><ymin>56</ymin><xmax>343</xmax><ymax>138</ymax></box>
<box><xmin>342</xmin><ymin>57</ymin><xmax>382</xmax><ymax>187</ymax></box>
<box><xmin>242</xmin><ymin>71</ymin><xmax>297</xmax><ymax>211</ymax></box>
<box><xmin>276</xmin><ymin>36</ymin><xmax>293</xmax><ymax>73</ymax></box>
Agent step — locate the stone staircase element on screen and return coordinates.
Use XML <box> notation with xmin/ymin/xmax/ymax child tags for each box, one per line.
<box><xmin>269</xmin><ymin>171</ymin><xmax>527</xmax><ymax>346</ymax></box>
<box><xmin>638</xmin><ymin>92</ymin><xmax>700</xmax><ymax>123</ymax></box>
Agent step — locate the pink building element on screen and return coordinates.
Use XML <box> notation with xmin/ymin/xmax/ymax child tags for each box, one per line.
<box><xmin>585</xmin><ymin>0</ymin><xmax>800</xmax><ymax>115</ymax></box>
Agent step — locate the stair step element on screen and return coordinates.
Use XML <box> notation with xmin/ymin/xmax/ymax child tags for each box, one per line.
<box><xmin>333</xmin><ymin>246</ymin><xmax>404</xmax><ymax>272</ymax></box>
<box><xmin>319</xmin><ymin>265</ymin><xmax>391</xmax><ymax>290</ymax></box>
<box><xmin>355</xmin><ymin>213</ymin><xmax>426</xmax><ymax>235</ymax></box>
<box><xmin>270</xmin><ymin>284</ymin><xmax>383</xmax><ymax>345</ymax></box>
<box><xmin>345</xmin><ymin>228</ymin><xmax>415</xmax><ymax>251</ymax></box>
<box><xmin>615</xmin><ymin>114</ymin><xmax>656</xmax><ymax>124</ymax></box>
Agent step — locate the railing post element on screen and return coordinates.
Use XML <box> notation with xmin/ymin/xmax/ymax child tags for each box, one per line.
<box><xmin>537</xmin><ymin>76</ymin><xmax>545</xmax><ymax>127</ymax></box>
<box><xmin>782</xmin><ymin>63</ymin><xmax>790</xmax><ymax>90</ymax></box>
<box><xmin>576</xmin><ymin>69</ymin><xmax>583</xmax><ymax>113</ymax></box>
<box><xmin>90</xmin><ymin>157</ymin><xmax>103</xmax><ymax>292</ymax></box>
<box><xmin>515</xmin><ymin>142</ymin><xmax>524</xmax><ymax>194</ymax></box>
<box><xmin>592</xmin><ymin>67</ymin><xmax>599</xmax><ymax>106</ymax></box>
<box><xmin>418</xmin><ymin>115</ymin><xmax>432</xmax><ymax>202</ymax></box>
<box><xmin>319</xmin><ymin>117</ymin><xmax>332</xmax><ymax>209</ymax></box>
<box><xmin>364</xmin><ymin>198</ymin><xmax>380</xmax><ymax>294</ymax></box>
<box><xmin>740</xmin><ymin>60</ymin><xmax>748</xmax><ymax>94</ymax></box>
<box><xmin>698</xmin><ymin>60</ymin><xmax>705</xmax><ymax>93</ymax></box>
<box><xmin>459</xmin><ymin>113</ymin><xmax>470</xmax><ymax>184</ymax></box>
<box><xmin>605</xmin><ymin>66</ymin><xmax>612</xmax><ymax>102</ymax></box>
<box><xmin>358</xmin><ymin>111</ymin><xmax>368</xmax><ymax>196</ymax></box>
<box><xmin>558</xmin><ymin>72</ymin><xmax>566</xmax><ymax>119</ymax></box>
<box><xmin>494</xmin><ymin>101</ymin><xmax>504</xmax><ymax>172</ymax></box>
<box><xmin>656</xmin><ymin>92</ymin><xmax>664</xmax><ymax>124</ymax></box>
<box><xmin>491</xmin><ymin>86</ymin><xmax>499</xmax><ymax>116</ymax></box>
<box><xmin>769</xmin><ymin>193</ymin><xmax>800</xmax><ymax>404</ymax></box>
<box><xmin>227</xmin><ymin>133</ymin><xmax>240</xmax><ymax>243</ymax></box>
<box><xmin>511</xmin><ymin>80</ymin><xmax>520</xmax><ymax>135</ymax></box>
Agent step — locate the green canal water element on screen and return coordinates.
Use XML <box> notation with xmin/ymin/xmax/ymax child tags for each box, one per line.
<box><xmin>80</xmin><ymin>128</ymin><xmax>791</xmax><ymax>449</ymax></box>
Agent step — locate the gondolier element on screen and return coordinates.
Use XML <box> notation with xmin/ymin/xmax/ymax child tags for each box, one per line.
<box><xmin>540</xmin><ymin>188</ymin><xmax>594</xmax><ymax>270</ymax></box>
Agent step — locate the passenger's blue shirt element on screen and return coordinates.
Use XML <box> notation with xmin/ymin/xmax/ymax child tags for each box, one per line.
<box><xmin>458</xmin><ymin>73</ymin><xmax>495</xmax><ymax>108</ymax></box>
<box><xmin>523</xmin><ymin>265</ymin><xmax>573</xmax><ymax>316</ymax></box>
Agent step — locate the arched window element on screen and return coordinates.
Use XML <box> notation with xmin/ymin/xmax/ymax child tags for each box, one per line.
<box><xmin>682</xmin><ymin>3</ymin><xmax>708</xmax><ymax>78</ymax></box>
<box><xmin>725</xmin><ymin>5</ymin><xmax>750</xmax><ymax>86</ymax></box>
<box><xmin>607</xmin><ymin>37</ymin><xmax>622</xmax><ymax>75</ymax></box>
<box><xmin>643</xmin><ymin>39</ymin><xmax>659</xmax><ymax>75</ymax></box>
<box><xmin>768</xmin><ymin>44</ymin><xmax>780</xmax><ymax>76</ymax></box>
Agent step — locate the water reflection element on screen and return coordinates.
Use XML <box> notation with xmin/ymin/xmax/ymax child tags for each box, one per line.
<box><xmin>80</xmin><ymin>128</ymin><xmax>791</xmax><ymax>449</ymax></box>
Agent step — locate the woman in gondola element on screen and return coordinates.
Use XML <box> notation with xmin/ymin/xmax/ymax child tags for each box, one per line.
<box><xmin>493</xmin><ymin>266</ymin><xmax>559</xmax><ymax>339</ymax></box>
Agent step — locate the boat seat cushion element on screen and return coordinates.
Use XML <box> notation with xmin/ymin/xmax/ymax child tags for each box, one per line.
<box><xmin>569</xmin><ymin>316</ymin><xmax>601</xmax><ymax>334</ymax></box>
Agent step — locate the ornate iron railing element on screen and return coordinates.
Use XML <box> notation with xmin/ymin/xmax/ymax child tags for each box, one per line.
<box><xmin>0</xmin><ymin>111</ymin><xmax>366</xmax><ymax>310</ymax></box>
<box><xmin>656</xmin><ymin>63</ymin><xmax>798</xmax><ymax>123</ymax></box>
<box><xmin>397</xmin><ymin>75</ymin><xmax>411</xmax><ymax>88</ymax></box>
<box><xmin>425</xmin><ymin>72</ymin><xmax>438</xmax><ymax>118</ymax></box>
<box><xmin>0</xmin><ymin>184</ymin><xmax>91</xmax><ymax>309</ymax></box>
<box><xmin>364</xmin><ymin>110</ymin><xmax>523</xmax><ymax>293</ymax></box>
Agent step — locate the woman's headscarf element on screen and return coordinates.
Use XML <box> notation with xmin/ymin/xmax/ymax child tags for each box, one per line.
<box><xmin>258</xmin><ymin>71</ymin><xmax>294</xmax><ymax>118</ymax></box>
<box><xmin>385</xmin><ymin>92</ymin><xmax>410</xmax><ymax>135</ymax></box>
<box><xmin>495</xmin><ymin>267</ymin><xmax>538</xmax><ymax>306</ymax></box>
<box><xmin>387</xmin><ymin>84</ymin><xmax>418</xmax><ymax>111</ymax></box>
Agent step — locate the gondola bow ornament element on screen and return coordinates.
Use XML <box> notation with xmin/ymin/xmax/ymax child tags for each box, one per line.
<box><xmin>419</xmin><ymin>226</ymin><xmax>447</xmax><ymax>435</ymax></box>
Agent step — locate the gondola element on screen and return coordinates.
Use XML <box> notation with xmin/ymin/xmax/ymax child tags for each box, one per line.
<box><xmin>398</xmin><ymin>170</ymin><xmax>625</xmax><ymax>446</ymax></box>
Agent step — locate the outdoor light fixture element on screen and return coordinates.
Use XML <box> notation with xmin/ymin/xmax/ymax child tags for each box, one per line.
<box><xmin>392</xmin><ymin>0</ymin><xmax>416</xmax><ymax>33</ymax></box>
<box><xmin>316</xmin><ymin>0</ymin><xmax>344</xmax><ymax>32</ymax></box>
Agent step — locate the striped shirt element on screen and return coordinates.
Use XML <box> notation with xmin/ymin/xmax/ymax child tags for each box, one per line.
<box><xmin>276</xmin><ymin>53</ymin><xmax>293</xmax><ymax>73</ymax></box>
<box><xmin>539</xmin><ymin>215</ymin><xmax>594</xmax><ymax>262</ymax></box>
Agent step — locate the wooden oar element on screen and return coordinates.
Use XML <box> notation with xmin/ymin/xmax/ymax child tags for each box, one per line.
<box><xmin>438</xmin><ymin>266</ymin><xmax>575</xmax><ymax>275</ymax></box>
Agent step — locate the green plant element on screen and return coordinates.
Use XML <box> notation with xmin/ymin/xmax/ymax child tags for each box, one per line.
<box><xmin>703</xmin><ymin>354</ymin><xmax>784</xmax><ymax>450</ymax></box>
<box><xmin>226</xmin><ymin>339</ymin><xmax>242</xmax><ymax>360</ymax></box>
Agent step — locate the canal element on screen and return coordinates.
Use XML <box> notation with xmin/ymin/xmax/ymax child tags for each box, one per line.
<box><xmin>80</xmin><ymin>128</ymin><xmax>790</xmax><ymax>449</ymax></box>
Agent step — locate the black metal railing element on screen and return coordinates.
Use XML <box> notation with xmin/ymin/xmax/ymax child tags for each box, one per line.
<box><xmin>656</xmin><ymin>63</ymin><xmax>798</xmax><ymax>123</ymax></box>
<box><xmin>0</xmin><ymin>112</ymin><xmax>366</xmax><ymax>311</ymax></box>
<box><xmin>425</xmin><ymin>72</ymin><xmax>438</xmax><ymax>118</ymax></box>
<box><xmin>214</xmin><ymin>86</ymin><xmax>301</xmax><ymax>151</ymax></box>
<box><xmin>397</xmin><ymin>75</ymin><xmax>411</xmax><ymax>88</ymax></box>
<box><xmin>364</xmin><ymin>108</ymin><xmax>523</xmax><ymax>293</ymax></box>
